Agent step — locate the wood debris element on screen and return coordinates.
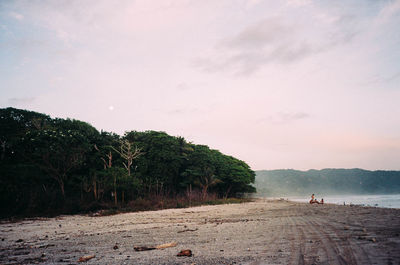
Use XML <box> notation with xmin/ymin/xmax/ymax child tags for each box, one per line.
<box><xmin>156</xmin><ymin>242</ymin><xmax>178</xmax><ymax>249</ymax></box>
<box><xmin>178</xmin><ymin>228</ymin><xmax>198</xmax><ymax>233</ymax></box>
<box><xmin>78</xmin><ymin>255</ymin><xmax>95</xmax><ymax>262</ymax></box>
<box><xmin>177</xmin><ymin>249</ymin><xmax>192</xmax><ymax>257</ymax></box>
<box><xmin>134</xmin><ymin>242</ymin><xmax>178</xmax><ymax>251</ymax></box>
<box><xmin>134</xmin><ymin>246</ymin><xmax>156</xmax><ymax>251</ymax></box>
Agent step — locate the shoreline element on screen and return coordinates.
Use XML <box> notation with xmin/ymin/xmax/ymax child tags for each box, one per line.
<box><xmin>258</xmin><ymin>194</ymin><xmax>400</xmax><ymax>209</ymax></box>
<box><xmin>1</xmin><ymin>199</ymin><xmax>400</xmax><ymax>264</ymax></box>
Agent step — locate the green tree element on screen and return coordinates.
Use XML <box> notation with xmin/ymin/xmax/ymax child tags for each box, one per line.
<box><xmin>182</xmin><ymin>145</ymin><xmax>220</xmax><ymax>199</ymax></box>
<box><xmin>24</xmin><ymin>128</ymin><xmax>90</xmax><ymax>198</ymax></box>
<box><xmin>0</xmin><ymin>107</ymin><xmax>257</xmax><ymax>217</ymax></box>
<box><xmin>124</xmin><ymin>131</ymin><xmax>189</xmax><ymax>196</ymax></box>
<box><xmin>214</xmin><ymin>153</ymin><xmax>256</xmax><ymax>198</ymax></box>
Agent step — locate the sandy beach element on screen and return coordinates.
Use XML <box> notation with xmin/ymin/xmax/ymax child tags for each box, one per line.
<box><xmin>1</xmin><ymin>199</ymin><xmax>400</xmax><ymax>265</ymax></box>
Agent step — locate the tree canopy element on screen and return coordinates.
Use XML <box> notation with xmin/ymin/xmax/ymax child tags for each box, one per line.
<box><xmin>0</xmin><ymin>107</ymin><xmax>255</xmax><ymax>217</ymax></box>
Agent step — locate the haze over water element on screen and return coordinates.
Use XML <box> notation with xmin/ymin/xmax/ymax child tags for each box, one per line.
<box><xmin>289</xmin><ymin>194</ymin><xmax>400</xmax><ymax>209</ymax></box>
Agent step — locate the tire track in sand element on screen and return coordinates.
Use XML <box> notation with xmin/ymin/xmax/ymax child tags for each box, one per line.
<box><xmin>304</xmin><ymin>216</ymin><xmax>354</xmax><ymax>265</ymax></box>
<box><xmin>295</xmin><ymin>216</ymin><xmax>330</xmax><ymax>265</ymax></box>
<box><xmin>259</xmin><ymin>216</ymin><xmax>290</xmax><ymax>262</ymax></box>
<box><xmin>287</xmin><ymin>215</ymin><xmax>306</xmax><ymax>265</ymax></box>
<box><xmin>313</xmin><ymin>216</ymin><xmax>372</xmax><ymax>265</ymax></box>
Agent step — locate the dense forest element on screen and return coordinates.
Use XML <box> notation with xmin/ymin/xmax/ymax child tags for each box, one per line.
<box><xmin>256</xmin><ymin>169</ymin><xmax>400</xmax><ymax>196</ymax></box>
<box><xmin>0</xmin><ymin>108</ymin><xmax>255</xmax><ymax>218</ymax></box>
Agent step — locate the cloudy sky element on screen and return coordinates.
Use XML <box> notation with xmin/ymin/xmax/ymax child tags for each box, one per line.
<box><xmin>1</xmin><ymin>0</ymin><xmax>400</xmax><ymax>170</ymax></box>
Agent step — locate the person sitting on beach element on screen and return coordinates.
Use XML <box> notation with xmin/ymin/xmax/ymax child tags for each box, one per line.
<box><xmin>310</xmin><ymin>194</ymin><xmax>315</xmax><ymax>204</ymax></box>
<box><xmin>310</xmin><ymin>194</ymin><xmax>322</xmax><ymax>204</ymax></box>
<box><xmin>320</xmin><ymin>198</ymin><xmax>324</xmax><ymax>204</ymax></box>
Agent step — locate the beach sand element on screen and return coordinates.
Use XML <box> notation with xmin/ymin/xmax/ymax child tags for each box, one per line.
<box><xmin>1</xmin><ymin>199</ymin><xmax>400</xmax><ymax>265</ymax></box>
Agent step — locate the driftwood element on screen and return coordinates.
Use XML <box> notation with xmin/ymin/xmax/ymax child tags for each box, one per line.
<box><xmin>177</xmin><ymin>249</ymin><xmax>192</xmax><ymax>257</ymax></box>
<box><xmin>177</xmin><ymin>228</ymin><xmax>198</xmax><ymax>233</ymax></box>
<box><xmin>156</xmin><ymin>242</ymin><xmax>178</xmax><ymax>249</ymax></box>
<box><xmin>134</xmin><ymin>242</ymin><xmax>177</xmax><ymax>251</ymax></box>
<box><xmin>78</xmin><ymin>255</ymin><xmax>95</xmax><ymax>262</ymax></box>
<box><xmin>134</xmin><ymin>246</ymin><xmax>156</xmax><ymax>251</ymax></box>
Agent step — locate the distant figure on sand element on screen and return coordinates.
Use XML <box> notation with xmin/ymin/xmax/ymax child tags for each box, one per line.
<box><xmin>310</xmin><ymin>194</ymin><xmax>322</xmax><ymax>204</ymax></box>
<box><xmin>321</xmin><ymin>198</ymin><xmax>324</xmax><ymax>204</ymax></box>
<box><xmin>310</xmin><ymin>194</ymin><xmax>316</xmax><ymax>204</ymax></box>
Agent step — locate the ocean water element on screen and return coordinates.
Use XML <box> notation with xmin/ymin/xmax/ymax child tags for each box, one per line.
<box><xmin>288</xmin><ymin>194</ymin><xmax>400</xmax><ymax>209</ymax></box>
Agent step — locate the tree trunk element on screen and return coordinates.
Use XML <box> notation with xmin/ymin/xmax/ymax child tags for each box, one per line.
<box><xmin>202</xmin><ymin>185</ymin><xmax>208</xmax><ymax>200</ymax></box>
<box><xmin>93</xmin><ymin>178</ymin><xmax>97</xmax><ymax>200</ymax></box>
<box><xmin>224</xmin><ymin>185</ymin><xmax>232</xmax><ymax>200</ymax></box>
<box><xmin>189</xmin><ymin>184</ymin><xmax>192</xmax><ymax>207</ymax></box>
<box><xmin>80</xmin><ymin>182</ymin><xmax>83</xmax><ymax>201</ymax></box>
<box><xmin>113</xmin><ymin>174</ymin><xmax>117</xmax><ymax>206</ymax></box>
<box><xmin>58</xmin><ymin>179</ymin><xmax>65</xmax><ymax>199</ymax></box>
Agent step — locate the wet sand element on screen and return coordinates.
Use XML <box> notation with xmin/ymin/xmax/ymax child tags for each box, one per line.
<box><xmin>1</xmin><ymin>199</ymin><xmax>400</xmax><ymax>265</ymax></box>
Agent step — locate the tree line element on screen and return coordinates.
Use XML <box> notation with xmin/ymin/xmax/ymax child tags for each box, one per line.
<box><xmin>256</xmin><ymin>169</ymin><xmax>400</xmax><ymax>196</ymax></box>
<box><xmin>0</xmin><ymin>108</ymin><xmax>255</xmax><ymax>217</ymax></box>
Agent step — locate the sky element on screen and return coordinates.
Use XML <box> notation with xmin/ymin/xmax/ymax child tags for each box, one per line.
<box><xmin>1</xmin><ymin>0</ymin><xmax>400</xmax><ymax>171</ymax></box>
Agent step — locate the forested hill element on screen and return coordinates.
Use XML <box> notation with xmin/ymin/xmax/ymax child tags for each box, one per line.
<box><xmin>256</xmin><ymin>169</ymin><xmax>400</xmax><ymax>196</ymax></box>
<box><xmin>0</xmin><ymin>107</ymin><xmax>255</xmax><ymax>217</ymax></box>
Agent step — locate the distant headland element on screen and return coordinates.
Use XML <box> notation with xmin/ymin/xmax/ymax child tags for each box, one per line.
<box><xmin>255</xmin><ymin>168</ymin><xmax>400</xmax><ymax>196</ymax></box>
